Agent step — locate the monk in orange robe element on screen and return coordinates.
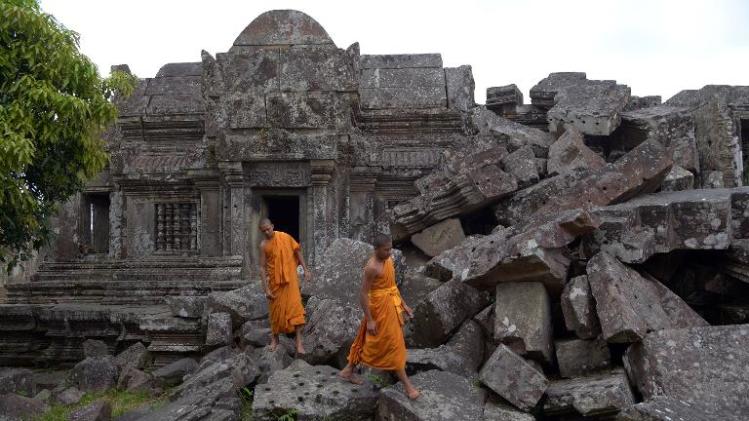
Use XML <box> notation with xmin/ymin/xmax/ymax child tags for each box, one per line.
<box><xmin>339</xmin><ymin>234</ymin><xmax>420</xmax><ymax>400</ymax></box>
<box><xmin>259</xmin><ymin>219</ymin><xmax>311</xmax><ymax>354</ymax></box>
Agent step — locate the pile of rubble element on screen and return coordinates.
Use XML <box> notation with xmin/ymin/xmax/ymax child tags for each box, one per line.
<box><xmin>2</xmin><ymin>72</ymin><xmax>749</xmax><ymax>421</ymax></box>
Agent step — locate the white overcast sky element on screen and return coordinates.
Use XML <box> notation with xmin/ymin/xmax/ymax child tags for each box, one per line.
<box><xmin>40</xmin><ymin>0</ymin><xmax>749</xmax><ymax>103</ymax></box>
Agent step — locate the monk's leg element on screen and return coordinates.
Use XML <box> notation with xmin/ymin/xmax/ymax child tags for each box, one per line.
<box><xmin>394</xmin><ymin>368</ymin><xmax>420</xmax><ymax>400</ymax></box>
<box><xmin>294</xmin><ymin>325</ymin><xmax>306</xmax><ymax>355</ymax></box>
<box><xmin>269</xmin><ymin>333</ymin><xmax>279</xmax><ymax>351</ymax></box>
<box><xmin>338</xmin><ymin>363</ymin><xmax>364</xmax><ymax>385</ymax></box>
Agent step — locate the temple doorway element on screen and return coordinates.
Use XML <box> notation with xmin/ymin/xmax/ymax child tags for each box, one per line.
<box><xmin>263</xmin><ymin>195</ymin><xmax>301</xmax><ymax>242</ymax></box>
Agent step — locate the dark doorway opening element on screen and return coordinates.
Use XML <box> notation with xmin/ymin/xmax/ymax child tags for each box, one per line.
<box><xmin>741</xmin><ymin>119</ymin><xmax>749</xmax><ymax>185</ymax></box>
<box><xmin>264</xmin><ymin>195</ymin><xmax>300</xmax><ymax>242</ymax></box>
<box><xmin>82</xmin><ymin>193</ymin><xmax>110</xmax><ymax>254</ymax></box>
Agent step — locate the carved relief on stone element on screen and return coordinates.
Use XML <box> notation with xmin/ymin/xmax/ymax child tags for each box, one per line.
<box><xmin>376</xmin><ymin>147</ymin><xmax>442</xmax><ymax>169</ymax></box>
<box><xmin>246</xmin><ymin>162</ymin><xmax>311</xmax><ymax>187</ymax></box>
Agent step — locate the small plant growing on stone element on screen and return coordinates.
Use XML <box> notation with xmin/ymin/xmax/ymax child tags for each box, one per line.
<box><xmin>275</xmin><ymin>408</ymin><xmax>297</xmax><ymax>421</ymax></box>
<box><xmin>365</xmin><ymin>373</ymin><xmax>388</xmax><ymax>388</ymax></box>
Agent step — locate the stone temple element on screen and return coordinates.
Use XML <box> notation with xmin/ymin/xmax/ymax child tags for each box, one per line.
<box><xmin>1</xmin><ymin>9</ymin><xmax>749</xmax><ymax>421</ymax></box>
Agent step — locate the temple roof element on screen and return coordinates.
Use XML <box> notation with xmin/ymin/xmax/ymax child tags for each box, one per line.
<box><xmin>232</xmin><ymin>10</ymin><xmax>335</xmax><ymax>47</ymax></box>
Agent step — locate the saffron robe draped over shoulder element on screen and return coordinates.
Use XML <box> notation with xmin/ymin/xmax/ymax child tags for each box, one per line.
<box><xmin>347</xmin><ymin>257</ymin><xmax>407</xmax><ymax>371</ymax></box>
<box><xmin>263</xmin><ymin>231</ymin><xmax>306</xmax><ymax>335</ymax></box>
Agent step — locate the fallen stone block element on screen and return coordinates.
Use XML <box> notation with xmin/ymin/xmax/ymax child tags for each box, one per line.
<box><xmin>424</xmin><ymin>235</ymin><xmax>484</xmax><ymax>282</ymax></box>
<box><xmin>411</xmin><ymin>218</ymin><xmax>466</xmax><ymax>258</ymax></box>
<box><xmin>397</xmin><ymin>271</ymin><xmax>442</xmax><ymax>307</ymax></box>
<box><xmin>376</xmin><ymin>370</ymin><xmax>485</xmax><ymax>421</ymax></box>
<box><xmin>69</xmin><ymin>357</ymin><xmax>118</xmax><ymax>392</ymax></box>
<box><xmin>560</xmin><ymin>275</ymin><xmax>601</xmax><ymax>339</ymax></box>
<box><xmin>624</xmin><ymin>95</ymin><xmax>662</xmax><ymax>111</ymax></box>
<box><xmin>164</xmin><ymin>295</ymin><xmax>207</xmax><ymax>318</ymax></box>
<box><xmin>302</xmin><ymin>296</ymin><xmax>361</xmax><ymax>365</ymax></box>
<box><xmin>0</xmin><ymin>368</ymin><xmax>34</xmax><ymax>396</ymax></box>
<box><xmin>83</xmin><ymin>339</ymin><xmax>110</xmax><ymax>358</ymax></box>
<box><xmin>0</xmin><ymin>393</ymin><xmax>48</xmax><ymax>420</ymax></box>
<box><xmin>587</xmin><ymin>252</ymin><xmax>709</xmax><ymax>343</ymax></box>
<box><xmin>114</xmin><ymin>342</ymin><xmax>150</xmax><ymax>373</ymax></box>
<box><xmin>483</xmin><ymin>398</ymin><xmax>536</xmax><ymax>421</ymax></box>
<box><xmin>493</xmin><ymin>282</ymin><xmax>553</xmax><ymax>364</ymax></box>
<box><xmin>479</xmin><ymin>344</ymin><xmax>548</xmax><ymax>411</ymax></box>
<box><xmin>407</xmin><ymin>320</ymin><xmax>485</xmax><ymax>377</ymax></box>
<box><xmin>585</xmin><ymin>188</ymin><xmax>733</xmax><ymax>264</ymax></box>
<box><xmin>530</xmin><ymin>72</ymin><xmax>588</xmax><ymax>109</ymax></box>
<box><xmin>136</xmin><ymin>377</ymin><xmax>241</xmax><ymax>421</ymax></box>
<box><xmin>495</xmin><ymin>138</ymin><xmax>672</xmax><ymax>228</ymax></box>
<box><xmin>661</xmin><ymin>166</ymin><xmax>695</xmax><ymax>191</ymax></box>
<box><xmin>55</xmin><ymin>387</ymin><xmax>84</xmax><ymax>405</ymax></box>
<box><xmin>171</xmin><ymin>349</ymin><xmax>258</xmax><ymax>400</ymax></box>
<box><xmin>542</xmin><ymin>370</ymin><xmax>635</xmax><ymax>417</ymax></box>
<box><xmin>624</xmin><ymin>324</ymin><xmax>749</xmax><ymax>415</ymax></box>
<box><xmin>253</xmin><ymin>344</ymin><xmax>293</xmax><ymax>384</ymax></box>
<box><xmin>618</xmin><ymin>396</ymin><xmax>746</xmax><ymax>421</ymax></box>
<box><xmin>555</xmin><ymin>338</ymin><xmax>611</xmax><ymax>378</ymax></box>
<box><xmin>407</xmin><ymin>280</ymin><xmax>490</xmax><ymax>348</ymax></box>
<box><xmin>152</xmin><ymin>358</ymin><xmax>198</xmax><ymax>387</ymax></box>
<box><xmin>587</xmin><ymin>253</ymin><xmax>707</xmax><ymax>343</ymax></box>
<box><xmin>546</xmin><ymin>77</ymin><xmax>631</xmax><ymax>136</ymax></box>
<box><xmin>486</xmin><ymin>84</ymin><xmax>524</xmax><ymax>114</ymax></box>
<box><xmin>239</xmin><ymin>319</ymin><xmax>271</xmax><ymax>348</ymax></box>
<box><xmin>118</xmin><ymin>368</ymin><xmax>154</xmax><ymax>393</ymax></box>
<box><xmin>33</xmin><ymin>389</ymin><xmax>51</xmax><ymax>404</ymax></box>
<box><xmin>252</xmin><ymin>360</ymin><xmax>379</xmax><ymax>420</ymax></box>
<box><xmin>205</xmin><ymin>312</ymin><xmax>232</xmax><ymax>347</ymax></box>
<box><xmin>391</xmin><ymin>153</ymin><xmax>518</xmax><ymax>241</ymax></box>
<box><xmin>205</xmin><ymin>283</ymin><xmax>268</xmax><ymax>329</ymax></box>
<box><xmin>70</xmin><ymin>399</ymin><xmax>112</xmax><ymax>421</ymax></box>
<box><xmin>501</xmin><ymin>145</ymin><xmax>540</xmax><ymax>188</ymax></box>
<box><xmin>462</xmin><ymin>209</ymin><xmax>599</xmax><ymax>294</ymax></box>
<box><xmin>547</xmin><ymin>125</ymin><xmax>606</xmax><ymax>176</ymax></box>
<box><xmin>469</xmin><ymin>106</ymin><xmax>552</xmax><ymax>157</ymax></box>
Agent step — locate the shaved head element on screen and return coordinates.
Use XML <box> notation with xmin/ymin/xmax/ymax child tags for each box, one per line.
<box><xmin>259</xmin><ymin>218</ymin><xmax>272</xmax><ymax>227</ymax></box>
<box><xmin>373</xmin><ymin>234</ymin><xmax>391</xmax><ymax>249</ymax></box>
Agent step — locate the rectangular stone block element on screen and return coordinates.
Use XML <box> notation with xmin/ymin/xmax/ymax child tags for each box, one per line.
<box><xmin>555</xmin><ymin>338</ymin><xmax>611</xmax><ymax>378</ymax></box>
<box><xmin>493</xmin><ymin>282</ymin><xmax>553</xmax><ymax>363</ymax></box>
<box><xmin>360</xmin><ymin>54</ymin><xmax>443</xmax><ymax>69</ymax></box>
<box><xmin>586</xmin><ymin>252</ymin><xmax>708</xmax><ymax>343</ymax></box>
<box><xmin>624</xmin><ymin>325</ymin><xmax>749</xmax><ymax>416</ymax></box>
<box><xmin>359</xmin><ymin>86</ymin><xmax>447</xmax><ymax>109</ymax></box>
<box><xmin>560</xmin><ymin>275</ymin><xmax>601</xmax><ymax>339</ymax></box>
<box><xmin>279</xmin><ymin>47</ymin><xmax>357</xmax><ymax>92</ymax></box>
<box><xmin>226</xmin><ymin>91</ymin><xmax>267</xmax><ymax>128</ymax></box>
<box><xmin>267</xmin><ymin>91</ymin><xmax>346</xmax><ymax>129</ymax></box>
<box><xmin>445</xmin><ymin>66</ymin><xmax>475</xmax><ymax>112</ymax></box>
<box><xmin>542</xmin><ymin>370</ymin><xmax>635</xmax><ymax>417</ymax></box>
<box><xmin>479</xmin><ymin>344</ymin><xmax>548</xmax><ymax>411</ymax></box>
<box><xmin>411</xmin><ymin>218</ymin><xmax>466</xmax><ymax>258</ymax></box>
<box><xmin>360</xmin><ymin>68</ymin><xmax>444</xmax><ymax>89</ymax></box>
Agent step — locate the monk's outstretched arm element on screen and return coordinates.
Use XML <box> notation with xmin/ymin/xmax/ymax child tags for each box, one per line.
<box><xmin>360</xmin><ymin>266</ymin><xmax>377</xmax><ymax>335</ymax></box>
<box><xmin>259</xmin><ymin>243</ymin><xmax>272</xmax><ymax>299</ymax></box>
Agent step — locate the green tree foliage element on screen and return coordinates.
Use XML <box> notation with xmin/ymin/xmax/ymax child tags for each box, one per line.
<box><xmin>0</xmin><ymin>0</ymin><xmax>136</xmax><ymax>269</ymax></box>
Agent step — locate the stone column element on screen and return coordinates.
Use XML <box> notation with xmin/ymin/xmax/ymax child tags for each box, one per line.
<box><xmin>191</xmin><ymin>170</ymin><xmax>222</xmax><ymax>257</ymax></box>
<box><xmin>219</xmin><ymin>162</ymin><xmax>245</xmax><ymax>258</ymax></box>
<box><xmin>309</xmin><ymin>160</ymin><xmax>336</xmax><ymax>267</ymax></box>
<box><xmin>349</xmin><ymin>167</ymin><xmax>380</xmax><ymax>242</ymax></box>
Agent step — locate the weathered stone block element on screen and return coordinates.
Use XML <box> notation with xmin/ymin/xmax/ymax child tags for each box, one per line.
<box><xmin>55</xmin><ymin>387</ymin><xmax>84</xmax><ymax>405</ymax></box>
<box><xmin>560</xmin><ymin>275</ymin><xmax>601</xmax><ymax>339</ymax></box>
<box><xmin>555</xmin><ymin>338</ymin><xmax>611</xmax><ymax>378</ymax></box>
<box><xmin>0</xmin><ymin>368</ymin><xmax>33</xmax><ymax>396</ymax></box>
<box><xmin>239</xmin><ymin>319</ymin><xmax>271</xmax><ymax>348</ymax></box>
<box><xmin>407</xmin><ymin>280</ymin><xmax>490</xmax><ymax>348</ymax></box>
<box><xmin>152</xmin><ymin>358</ymin><xmax>198</xmax><ymax>387</ymax></box>
<box><xmin>114</xmin><ymin>342</ymin><xmax>150</xmax><ymax>373</ymax></box>
<box><xmin>0</xmin><ymin>393</ymin><xmax>48</xmax><ymax>420</ymax></box>
<box><xmin>410</xmin><ymin>219</ymin><xmax>466</xmax><ymax>258</ymax></box>
<box><xmin>360</xmin><ymin>54</ymin><xmax>443</xmax><ymax>69</ymax></box>
<box><xmin>542</xmin><ymin>370</ymin><xmax>635</xmax><ymax>417</ymax></box>
<box><xmin>407</xmin><ymin>320</ymin><xmax>485</xmax><ymax>376</ymax></box>
<box><xmin>587</xmin><ymin>252</ymin><xmax>708</xmax><ymax>343</ymax></box>
<box><xmin>205</xmin><ymin>312</ymin><xmax>232</xmax><ymax>347</ymax></box>
<box><xmin>69</xmin><ymin>357</ymin><xmax>118</xmax><ymax>392</ymax></box>
<box><xmin>486</xmin><ymin>84</ymin><xmax>524</xmax><ymax>114</ymax></box>
<box><xmin>445</xmin><ymin>65</ymin><xmax>475</xmax><ymax>112</ymax></box>
<box><xmin>360</xmin><ymin>68</ymin><xmax>444</xmax><ymax>90</ymax></box>
<box><xmin>376</xmin><ymin>370</ymin><xmax>485</xmax><ymax>421</ymax></box>
<box><xmin>530</xmin><ymin>72</ymin><xmax>587</xmax><ymax>108</ymax></box>
<box><xmin>83</xmin><ymin>339</ymin><xmax>110</xmax><ymax>359</ymax></box>
<box><xmin>547</xmin><ymin>125</ymin><xmax>606</xmax><ymax>176</ymax></box>
<box><xmin>205</xmin><ymin>283</ymin><xmax>267</xmax><ymax>329</ymax></box>
<box><xmin>171</xmin><ymin>349</ymin><xmax>257</xmax><ymax>400</ymax></box>
<box><xmin>483</xmin><ymin>398</ymin><xmax>536</xmax><ymax>421</ymax></box>
<box><xmin>252</xmin><ymin>360</ymin><xmax>379</xmax><ymax>420</ymax></box>
<box><xmin>478</xmin><ymin>344</ymin><xmax>548</xmax><ymax>411</ymax></box>
<box><xmin>585</xmin><ymin>188</ymin><xmax>733</xmax><ymax>264</ymax></box>
<box><xmin>493</xmin><ymin>282</ymin><xmax>553</xmax><ymax>363</ymax></box>
<box><xmin>164</xmin><ymin>295</ymin><xmax>207</xmax><ymax>318</ymax></box>
<box><xmin>661</xmin><ymin>165</ymin><xmax>695</xmax><ymax>191</ymax></box>
<box><xmin>117</xmin><ymin>367</ymin><xmax>154</xmax><ymax>393</ymax></box>
<box><xmin>424</xmin><ymin>235</ymin><xmax>484</xmax><ymax>282</ymax></box>
<box><xmin>360</xmin><ymin>86</ymin><xmax>447</xmax><ymax>109</ymax></box>
<box><xmin>623</xmin><ymin>324</ymin><xmax>749</xmax><ymax>415</ymax></box>
<box><xmin>280</xmin><ymin>47</ymin><xmax>357</xmax><ymax>92</ymax></box>
<box><xmin>267</xmin><ymin>91</ymin><xmax>347</xmax><ymax>129</ymax></box>
<box><xmin>252</xmin><ymin>344</ymin><xmax>293</xmax><ymax>384</ymax></box>
<box><xmin>495</xmin><ymin>138</ymin><xmax>672</xmax><ymax>228</ymax></box>
<box><xmin>397</xmin><ymin>271</ymin><xmax>442</xmax><ymax>307</ymax></box>
<box><xmin>618</xmin><ymin>396</ymin><xmax>745</xmax><ymax>421</ymax></box>
<box><xmin>302</xmin><ymin>296</ymin><xmax>361</xmax><ymax>365</ymax></box>
<box><xmin>69</xmin><ymin>400</ymin><xmax>112</xmax><ymax>421</ymax></box>
<box><xmin>501</xmin><ymin>145</ymin><xmax>540</xmax><ymax>188</ymax></box>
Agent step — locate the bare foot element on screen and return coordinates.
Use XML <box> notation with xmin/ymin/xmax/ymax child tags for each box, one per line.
<box><xmin>295</xmin><ymin>343</ymin><xmax>306</xmax><ymax>355</ymax></box>
<box><xmin>338</xmin><ymin>368</ymin><xmax>364</xmax><ymax>385</ymax></box>
<box><xmin>404</xmin><ymin>387</ymin><xmax>421</xmax><ymax>400</ymax></box>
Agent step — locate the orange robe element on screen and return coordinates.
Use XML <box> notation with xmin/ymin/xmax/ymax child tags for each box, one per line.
<box><xmin>263</xmin><ymin>231</ymin><xmax>306</xmax><ymax>335</ymax></box>
<box><xmin>347</xmin><ymin>257</ymin><xmax>407</xmax><ymax>371</ymax></box>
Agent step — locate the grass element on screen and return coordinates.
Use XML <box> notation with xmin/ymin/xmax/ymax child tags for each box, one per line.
<box><xmin>35</xmin><ymin>389</ymin><xmax>167</xmax><ymax>421</ymax></box>
<box><xmin>240</xmin><ymin>386</ymin><xmax>254</xmax><ymax>421</ymax></box>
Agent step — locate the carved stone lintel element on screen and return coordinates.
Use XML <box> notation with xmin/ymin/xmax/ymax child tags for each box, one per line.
<box><xmin>247</xmin><ymin>162</ymin><xmax>311</xmax><ymax>188</ymax></box>
<box><xmin>311</xmin><ymin>160</ymin><xmax>336</xmax><ymax>186</ymax></box>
